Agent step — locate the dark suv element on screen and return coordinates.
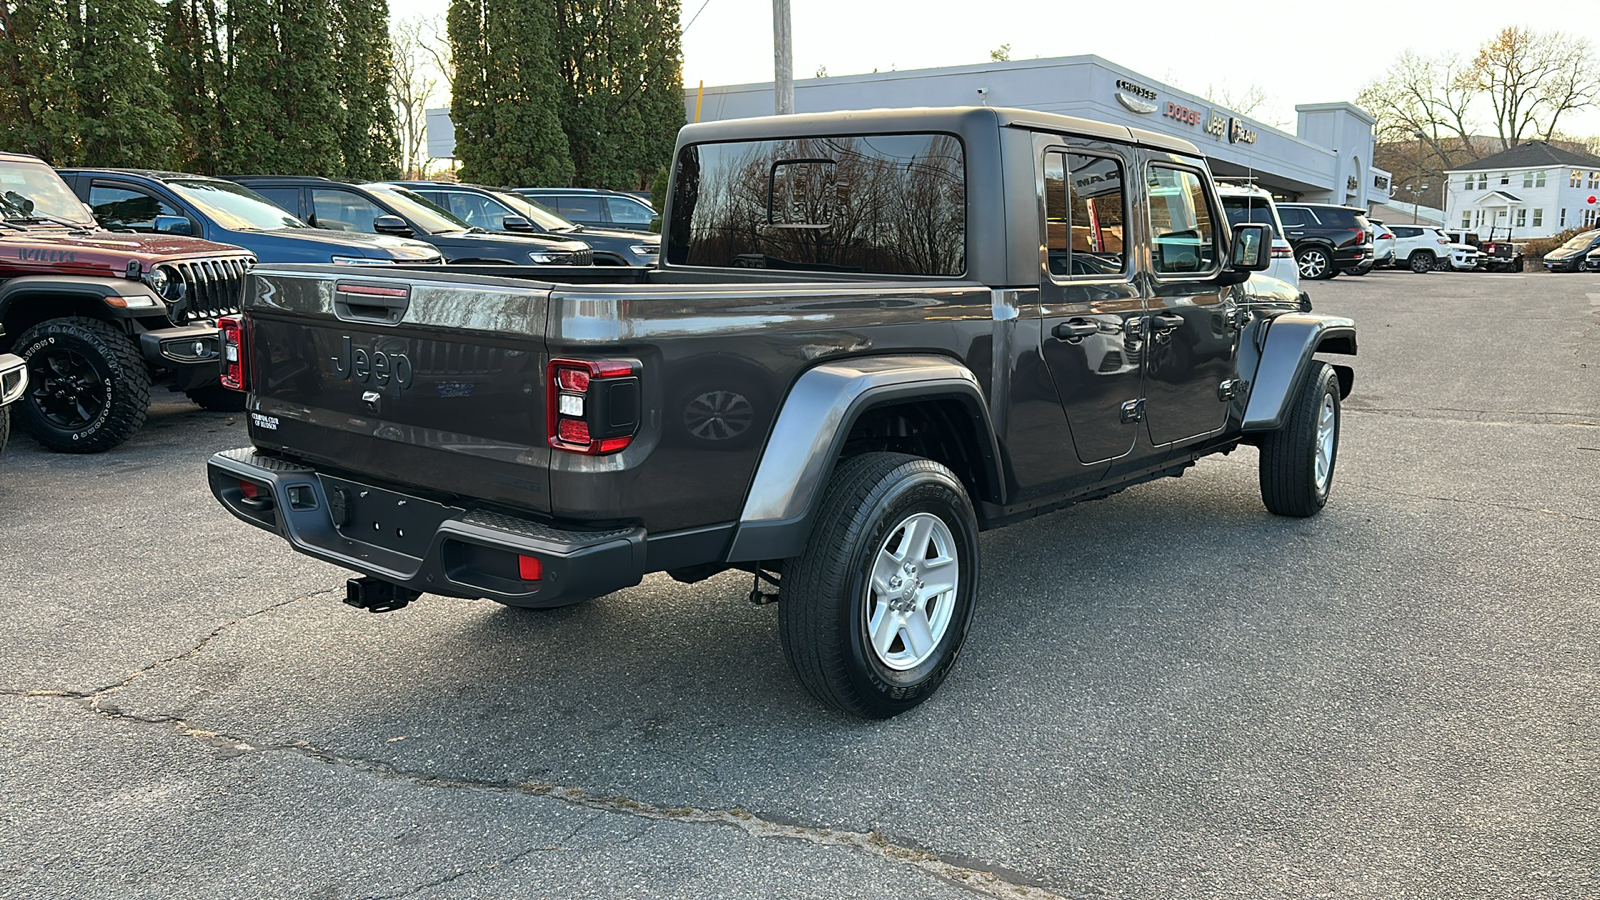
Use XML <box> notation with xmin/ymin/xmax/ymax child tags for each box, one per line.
<box><xmin>515</xmin><ymin>187</ymin><xmax>659</xmax><ymax>232</ymax></box>
<box><xmin>60</xmin><ymin>169</ymin><xmax>444</xmax><ymax>267</ymax></box>
<box><xmin>391</xmin><ymin>182</ymin><xmax>659</xmax><ymax>266</ymax></box>
<box><xmin>225</xmin><ymin>176</ymin><xmax>594</xmax><ymax>266</ymax></box>
<box><xmin>1277</xmin><ymin>203</ymin><xmax>1373</xmax><ymax>280</ymax></box>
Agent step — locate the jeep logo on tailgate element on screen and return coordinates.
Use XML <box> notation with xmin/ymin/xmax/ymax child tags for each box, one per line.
<box><xmin>331</xmin><ymin>335</ymin><xmax>413</xmax><ymax>391</ymax></box>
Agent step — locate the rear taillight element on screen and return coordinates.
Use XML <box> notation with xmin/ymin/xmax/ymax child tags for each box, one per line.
<box><xmin>1380</xmin><ymin>233</ymin><xmax>1394</xmax><ymax>240</ymax></box>
<box><xmin>1271</xmin><ymin>245</ymin><xmax>1293</xmax><ymax>258</ymax></box>
<box><xmin>219</xmin><ymin>315</ymin><xmax>247</xmax><ymax>391</ymax></box>
<box><xmin>547</xmin><ymin>358</ymin><xmax>640</xmax><ymax>454</ymax></box>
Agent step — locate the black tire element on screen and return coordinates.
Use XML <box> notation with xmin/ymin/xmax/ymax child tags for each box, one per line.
<box><xmin>1259</xmin><ymin>361</ymin><xmax>1340</xmax><ymax>518</ymax></box>
<box><xmin>778</xmin><ymin>452</ymin><xmax>979</xmax><ymax>719</ymax></box>
<box><xmin>1512</xmin><ymin>258</ymin><xmax>1524</xmax><ymax>272</ymax></box>
<box><xmin>185</xmin><ymin>384</ymin><xmax>247</xmax><ymax>412</ymax></box>
<box><xmin>0</xmin><ymin>405</ymin><xmax>9</xmax><ymax>458</ymax></box>
<box><xmin>1296</xmin><ymin>246</ymin><xmax>1336</xmax><ymax>280</ymax></box>
<box><xmin>15</xmin><ymin>317</ymin><xmax>150</xmax><ymax>453</ymax></box>
<box><xmin>1408</xmin><ymin>251</ymin><xmax>1434</xmax><ymax>274</ymax></box>
<box><xmin>1345</xmin><ymin>263</ymin><xmax>1370</xmax><ymax>276</ymax></box>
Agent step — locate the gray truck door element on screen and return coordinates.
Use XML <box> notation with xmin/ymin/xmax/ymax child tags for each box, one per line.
<box><xmin>1037</xmin><ymin>142</ymin><xmax>1146</xmax><ymax>464</ymax></box>
<box><xmin>1141</xmin><ymin>163</ymin><xmax>1241</xmax><ymax>446</ymax></box>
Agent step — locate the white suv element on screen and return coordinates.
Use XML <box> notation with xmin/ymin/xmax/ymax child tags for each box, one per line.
<box><xmin>1216</xmin><ymin>183</ymin><xmax>1298</xmax><ymax>287</ymax></box>
<box><xmin>1389</xmin><ymin>225</ymin><xmax>1478</xmax><ymax>273</ymax></box>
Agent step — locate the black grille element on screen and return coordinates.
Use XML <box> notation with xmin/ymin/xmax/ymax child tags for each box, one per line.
<box><xmin>172</xmin><ymin>256</ymin><xmax>253</xmax><ymax>322</ymax></box>
<box><xmin>550</xmin><ymin>248</ymin><xmax>592</xmax><ymax>266</ymax></box>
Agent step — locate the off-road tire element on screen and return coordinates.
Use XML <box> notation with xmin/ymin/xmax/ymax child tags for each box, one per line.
<box><xmin>1297</xmin><ymin>246</ymin><xmax>1336</xmax><ymax>280</ymax></box>
<box><xmin>1408</xmin><ymin>251</ymin><xmax>1434</xmax><ymax>274</ymax></box>
<box><xmin>1512</xmin><ymin>258</ymin><xmax>1524</xmax><ymax>272</ymax></box>
<box><xmin>16</xmin><ymin>317</ymin><xmax>150</xmax><ymax>453</ymax></box>
<box><xmin>185</xmin><ymin>384</ymin><xmax>247</xmax><ymax>412</ymax></box>
<box><xmin>778</xmin><ymin>452</ymin><xmax>979</xmax><ymax>719</ymax></box>
<box><xmin>1259</xmin><ymin>361</ymin><xmax>1340</xmax><ymax>518</ymax></box>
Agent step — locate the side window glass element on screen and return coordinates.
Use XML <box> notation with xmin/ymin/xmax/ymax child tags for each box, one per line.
<box><xmin>312</xmin><ymin>189</ymin><xmax>385</xmax><ymax>232</ymax></box>
<box><xmin>88</xmin><ymin>184</ymin><xmax>179</xmax><ymax>232</ymax></box>
<box><xmin>558</xmin><ymin>196</ymin><xmax>603</xmax><ymax>220</ymax></box>
<box><xmin>1045</xmin><ymin>151</ymin><xmax>1127</xmax><ymax>277</ymax></box>
<box><xmin>607</xmin><ymin>196</ymin><xmax>654</xmax><ymax>225</ymax></box>
<box><xmin>252</xmin><ymin>187</ymin><xmax>301</xmax><ymax>216</ymax></box>
<box><xmin>1278</xmin><ymin>207</ymin><xmax>1303</xmax><ymax>227</ymax></box>
<box><xmin>1147</xmin><ymin>166</ymin><xmax>1218</xmax><ymax>275</ymax></box>
<box><xmin>446</xmin><ymin>192</ymin><xmax>509</xmax><ymax>230</ymax></box>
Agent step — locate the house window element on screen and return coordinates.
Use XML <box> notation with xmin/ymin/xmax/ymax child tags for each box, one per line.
<box><xmin>1516</xmin><ymin>209</ymin><xmax>1526</xmax><ymax>227</ymax></box>
<box><xmin>1573</xmin><ymin>170</ymin><xmax>1584</xmax><ymax>187</ymax></box>
<box><xmin>1532</xmin><ymin>209</ymin><xmax>1542</xmax><ymax>227</ymax></box>
<box><xmin>1561</xmin><ymin>208</ymin><xmax>1567</xmax><ymax>226</ymax></box>
<box><xmin>1586</xmin><ymin>208</ymin><xmax>1600</xmax><ymax>227</ymax></box>
<box><xmin>1590</xmin><ymin>172</ymin><xmax>1600</xmax><ymax>189</ymax></box>
<box><xmin>1536</xmin><ymin>170</ymin><xmax>1546</xmax><ymax>187</ymax></box>
<box><xmin>1500</xmin><ymin>172</ymin><xmax>1510</xmax><ymax>185</ymax></box>
<box><xmin>1461</xmin><ymin>213</ymin><xmax>1471</xmax><ymax>228</ymax></box>
<box><xmin>1477</xmin><ymin>173</ymin><xmax>1489</xmax><ymax>190</ymax></box>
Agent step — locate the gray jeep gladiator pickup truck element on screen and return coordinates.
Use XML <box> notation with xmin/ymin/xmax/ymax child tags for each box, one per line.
<box><xmin>207</xmin><ymin>107</ymin><xmax>1356</xmax><ymax>718</ymax></box>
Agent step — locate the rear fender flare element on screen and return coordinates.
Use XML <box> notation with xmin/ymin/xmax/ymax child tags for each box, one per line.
<box><xmin>725</xmin><ymin>355</ymin><xmax>1003</xmax><ymax>563</ymax></box>
<box><xmin>1242</xmin><ymin>313</ymin><xmax>1357</xmax><ymax>433</ymax></box>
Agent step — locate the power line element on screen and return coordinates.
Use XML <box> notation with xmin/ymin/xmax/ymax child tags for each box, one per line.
<box><xmin>683</xmin><ymin>0</ymin><xmax>713</xmax><ymax>32</ymax></box>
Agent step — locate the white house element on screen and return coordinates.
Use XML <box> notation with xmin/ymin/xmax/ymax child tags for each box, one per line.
<box><xmin>1444</xmin><ymin>142</ymin><xmax>1600</xmax><ymax>239</ymax></box>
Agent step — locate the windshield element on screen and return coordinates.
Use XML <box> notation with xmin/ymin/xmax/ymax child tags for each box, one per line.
<box><xmin>169</xmin><ymin>178</ymin><xmax>304</xmax><ymax>230</ymax></box>
<box><xmin>1220</xmin><ymin>197</ymin><xmax>1280</xmax><ymax>237</ymax></box>
<box><xmin>1560</xmin><ymin>231</ymin><xmax>1599</xmax><ymax>249</ymax></box>
<box><xmin>489</xmin><ymin>190</ymin><xmax>578</xmax><ymax>231</ymax></box>
<box><xmin>0</xmin><ymin>158</ymin><xmax>97</xmax><ymax>225</ymax></box>
<box><xmin>360</xmin><ymin>184</ymin><xmax>470</xmax><ymax>234</ymax></box>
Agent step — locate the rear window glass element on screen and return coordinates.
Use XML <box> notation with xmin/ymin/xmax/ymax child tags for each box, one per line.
<box><xmin>1221</xmin><ymin>197</ymin><xmax>1280</xmax><ymax>237</ymax></box>
<box><xmin>667</xmin><ymin>133</ymin><xmax>965</xmax><ymax>276</ymax></box>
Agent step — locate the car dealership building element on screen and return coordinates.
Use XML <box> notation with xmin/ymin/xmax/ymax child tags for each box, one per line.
<box><xmin>686</xmin><ymin>54</ymin><xmax>1390</xmax><ymax>212</ymax></box>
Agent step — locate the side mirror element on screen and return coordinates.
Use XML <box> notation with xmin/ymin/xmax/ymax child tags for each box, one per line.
<box><xmin>1229</xmin><ymin>222</ymin><xmax>1272</xmax><ymax>272</ymax></box>
<box><xmin>500</xmin><ymin>215</ymin><xmax>533</xmax><ymax>231</ymax></box>
<box><xmin>373</xmin><ymin>215</ymin><xmax>413</xmax><ymax>236</ymax></box>
<box><xmin>154</xmin><ymin>215</ymin><xmax>192</xmax><ymax>236</ymax></box>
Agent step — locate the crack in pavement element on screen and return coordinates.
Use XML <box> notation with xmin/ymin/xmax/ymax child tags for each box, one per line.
<box><xmin>0</xmin><ymin>588</ymin><xmax>329</xmax><ymax>704</ymax></box>
<box><xmin>3</xmin><ymin>691</ymin><xmax>1075</xmax><ymax>900</ymax></box>
<box><xmin>362</xmin><ymin>815</ymin><xmax>605</xmax><ymax>900</ymax></box>
<box><xmin>1343</xmin><ymin>406</ymin><xmax>1599</xmax><ymax>427</ymax></box>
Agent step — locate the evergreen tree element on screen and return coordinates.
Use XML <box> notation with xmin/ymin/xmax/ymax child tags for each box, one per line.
<box><xmin>448</xmin><ymin>0</ymin><xmax>573</xmax><ymax>186</ymax></box>
<box><xmin>334</xmin><ymin>0</ymin><xmax>399</xmax><ymax>180</ymax></box>
<box><xmin>0</xmin><ymin>0</ymin><xmax>74</xmax><ymax>162</ymax></box>
<box><xmin>162</xmin><ymin>0</ymin><xmax>227</xmax><ymax>173</ymax></box>
<box><xmin>70</xmin><ymin>0</ymin><xmax>180</xmax><ymax>168</ymax></box>
<box><xmin>271</xmin><ymin>0</ymin><xmax>341</xmax><ymax>175</ymax></box>
<box><xmin>218</xmin><ymin>0</ymin><xmax>281</xmax><ymax>173</ymax></box>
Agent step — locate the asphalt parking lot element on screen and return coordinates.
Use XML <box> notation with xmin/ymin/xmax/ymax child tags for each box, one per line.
<box><xmin>2</xmin><ymin>267</ymin><xmax>1596</xmax><ymax>900</ymax></box>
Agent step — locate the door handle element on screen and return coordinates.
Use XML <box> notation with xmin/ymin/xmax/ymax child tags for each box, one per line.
<box><xmin>1052</xmin><ymin>319</ymin><xmax>1098</xmax><ymax>341</ymax></box>
<box><xmin>1151</xmin><ymin>314</ymin><xmax>1184</xmax><ymax>332</ymax></box>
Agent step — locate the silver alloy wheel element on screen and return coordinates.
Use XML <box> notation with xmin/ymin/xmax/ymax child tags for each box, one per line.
<box><xmin>1313</xmin><ymin>393</ymin><xmax>1336</xmax><ymax>493</ymax></box>
<box><xmin>864</xmin><ymin>512</ymin><xmax>960</xmax><ymax>671</ymax></box>
<box><xmin>1298</xmin><ymin>249</ymin><xmax>1328</xmax><ymax>279</ymax></box>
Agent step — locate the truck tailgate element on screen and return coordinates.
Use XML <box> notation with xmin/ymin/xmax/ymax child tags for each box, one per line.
<box><xmin>243</xmin><ymin>266</ymin><xmax>552</xmax><ymax>513</ymax></box>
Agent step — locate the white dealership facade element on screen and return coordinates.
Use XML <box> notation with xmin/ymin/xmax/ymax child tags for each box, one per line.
<box><xmin>686</xmin><ymin>55</ymin><xmax>1388</xmax><ymax>210</ymax></box>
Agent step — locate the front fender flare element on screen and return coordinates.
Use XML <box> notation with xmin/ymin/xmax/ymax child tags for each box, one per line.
<box><xmin>725</xmin><ymin>355</ymin><xmax>1002</xmax><ymax>563</ymax></box>
<box><xmin>1242</xmin><ymin>313</ymin><xmax>1356</xmax><ymax>432</ymax></box>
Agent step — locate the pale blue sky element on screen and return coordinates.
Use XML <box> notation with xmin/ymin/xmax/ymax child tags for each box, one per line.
<box><xmin>389</xmin><ymin>0</ymin><xmax>1600</xmax><ymax>137</ymax></box>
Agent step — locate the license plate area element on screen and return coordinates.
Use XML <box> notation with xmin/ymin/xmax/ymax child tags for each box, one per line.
<box><xmin>319</xmin><ymin>474</ymin><xmax>458</xmax><ymax>560</ymax></box>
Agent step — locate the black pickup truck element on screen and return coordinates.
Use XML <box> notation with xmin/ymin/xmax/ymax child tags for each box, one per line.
<box><xmin>208</xmin><ymin>108</ymin><xmax>1356</xmax><ymax>718</ymax></box>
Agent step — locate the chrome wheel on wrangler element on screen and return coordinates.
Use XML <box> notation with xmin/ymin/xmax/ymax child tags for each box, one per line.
<box><xmin>779</xmin><ymin>452</ymin><xmax>979</xmax><ymax>718</ymax></box>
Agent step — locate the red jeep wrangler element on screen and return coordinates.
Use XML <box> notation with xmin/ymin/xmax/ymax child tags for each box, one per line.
<box><xmin>0</xmin><ymin>151</ymin><xmax>254</xmax><ymax>452</ymax></box>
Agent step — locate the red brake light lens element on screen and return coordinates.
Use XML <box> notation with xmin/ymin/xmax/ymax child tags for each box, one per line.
<box><xmin>219</xmin><ymin>316</ymin><xmax>247</xmax><ymax>391</ymax></box>
<box><xmin>547</xmin><ymin>358</ymin><xmax>640</xmax><ymax>455</ymax></box>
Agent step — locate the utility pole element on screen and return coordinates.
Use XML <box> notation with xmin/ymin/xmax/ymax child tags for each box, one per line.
<box><xmin>773</xmin><ymin>0</ymin><xmax>793</xmax><ymax>115</ymax></box>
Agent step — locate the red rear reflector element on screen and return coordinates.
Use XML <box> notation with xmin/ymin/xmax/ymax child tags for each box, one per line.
<box><xmin>596</xmin><ymin>436</ymin><xmax>633</xmax><ymax>453</ymax></box>
<box><xmin>518</xmin><ymin>555</ymin><xmax>543</xmax><ymax>581</ymax></box>
<box><xmin>558</xmin><ymin>418</ymin><xmax>591</xmax><ymax>444</ymax></box>
<box><xmin>239</xmin><ymin>480</ymin><xmax>258</xmax><ymax>498</ymax></box>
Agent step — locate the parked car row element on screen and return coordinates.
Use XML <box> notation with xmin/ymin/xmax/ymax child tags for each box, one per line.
<box><xmin>0</xmin><ymin>149</ymin><xmax>664</xmax><ymax>459</ymax></box>
<box><xmin>1541</xmin><ymin>229</ymin><xmax>1600</xmax><ymax>272</ymax></box>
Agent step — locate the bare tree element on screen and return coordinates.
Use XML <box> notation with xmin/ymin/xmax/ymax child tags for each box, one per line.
<box><xmin>388</xmin><ymin>14</ymin><xmax>445</xmax><ymax>178</ymax></box>
<box><xmin>1357</xmin><ymin>50</ymin><xmax>1482</xmax><ymax>167</ymax></box>
<box><xmin>1470</xmin><ymin>27</ymin><xmax>1600</xmax><ymax>149</ymax></box>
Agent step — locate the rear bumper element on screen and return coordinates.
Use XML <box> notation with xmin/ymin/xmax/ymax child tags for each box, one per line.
<box><xmin>207</xmin><ymin>447</ymin><xmax>649</xmax><ymax>607</ymax></box>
